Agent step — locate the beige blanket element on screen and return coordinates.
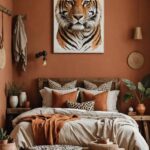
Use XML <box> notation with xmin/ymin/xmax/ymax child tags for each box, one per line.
<box><xmin>11</xmin><ymin>108</ymin><xmax>149</xmax><ymax>150</ymax></box>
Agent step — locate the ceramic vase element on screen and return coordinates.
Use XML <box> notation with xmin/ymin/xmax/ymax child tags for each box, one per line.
<box><xmin>9</xmin><ymin>96</ymin><xmax>18</xmax><ymax>108</ymax></box>
<box><xmin>19</xmin><ymin>92</ymin><xmax>27</xmax><ymax>107</ymax></box>
<box><xmin>0</xmin><ymin>139</ymin><xmax>8</xmax><ymax>144</ymax></box>
<box><xmin>0</xmin><ymin>142</ymin><xmax>17</xmax><ymax>150</ymax></box>
<box><xmin>24</xmin><ymin>101</ymin><xmax>30</xmax><ymax>108</ymax></box>
<box><xmin>136</xmin><ymin>104</ymin><xmax>146</xmax><ymax>115</ymax></box>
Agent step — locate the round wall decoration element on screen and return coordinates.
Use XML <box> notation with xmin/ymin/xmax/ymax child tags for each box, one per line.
<box><xmin>127</xmin><ymin>51</ymin><xmax>144</xmax><ymax>70</ymax></box>
<box><xmin>0</xmin><ymin>47</ymin><xmax>6</xmax><ymax>69</ymax></box>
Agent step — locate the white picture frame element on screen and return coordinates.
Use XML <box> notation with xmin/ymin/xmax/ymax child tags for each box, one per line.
<box><xmin>53</xmin><ymin>0</ymin><xmax>104</xmax><ymax>53</ymax></box>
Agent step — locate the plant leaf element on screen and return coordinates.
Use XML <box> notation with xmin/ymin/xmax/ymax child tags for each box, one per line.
<box><xmin>123</xmin><ymin>92</ymin><xmax>134</xmax><ymax>102</ymax></box>
<box><xmin>145</xmin><ymin>88</ymin><xmax>150</xmax><ymax>98</ymax></box>
<box><xmin>141</xmin><ymin>74</ymin><xmax>150</xmax><ymax>89</ymax></box>
<box><xmin>122</xmin><ymin>79</ymin><xmax>136</xmax><ymax>90</ymax></box>
<box><xmin>138</xmin><ymin>82</ymin><xmax>145</xmax><ymax>93</ymax></box>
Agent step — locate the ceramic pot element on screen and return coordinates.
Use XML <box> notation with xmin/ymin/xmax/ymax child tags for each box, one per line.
<box><xmin>136</xmin><ymin>104</ymin><xmax>146</xmax><ymax>115</ymax></box>
<box><xmin>24</xmin><ymin>101</ymin><xmax>30</xmax><ymax>108</ymax></box>
<box><xmin>0</xmin><ymin>142</ymin><xmax>17</xmax><ymax>150</ymax></box>
<box><xmin>0</xmin><ymin>139</ymin><xmax>8</xmax><ymax>144</ymax></box>
<box><xmin>9</xmin><ymin>96</ymin><xmax>18</xmax><ymax>108</ymax></box>
<box><xmin>89</xmin><ymin>141</ymin><xmax>118</xmax><ymax>150</ymax></box>
<box><xmin>19</xmin><ymin>92</ymin><xmax>27</xmax><ymax>107</ymax></box>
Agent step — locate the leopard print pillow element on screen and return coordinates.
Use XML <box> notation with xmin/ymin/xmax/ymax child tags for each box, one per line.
<box><xmin>48</xmin><ymin>80</ymin><xmax>77</xmax><ymax>90</ymax></box>
<box><xmin>84</xmin><ymin>80</ymin><xmax>113</xmax><ymax>91</ymax></box>
<box><xmin>67</xmin><ymin>101</ymin><xmax>95</xmax><ymax>111</ymax></box>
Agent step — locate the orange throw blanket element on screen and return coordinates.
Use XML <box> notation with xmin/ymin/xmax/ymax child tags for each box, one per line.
<box><xmin>19</xmin><ymin>114</ymin><xmax>79</xmax><ymax>145</ymax></box>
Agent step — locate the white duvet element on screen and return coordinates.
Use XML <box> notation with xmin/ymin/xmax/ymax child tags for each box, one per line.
<box><xmin>11</xmin><ymin>108</ymin><xmax>149</xmax><ymax>150</ymax></box>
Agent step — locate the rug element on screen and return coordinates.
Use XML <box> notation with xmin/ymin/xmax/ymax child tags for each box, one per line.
<box><xmin>27</xmin><ymin>145</ymin><xmax>83</xmax><ymax>150</ymax></box>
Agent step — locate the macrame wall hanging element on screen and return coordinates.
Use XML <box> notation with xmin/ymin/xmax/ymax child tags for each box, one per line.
<box><xmin>0</xmin><ymin>12</ymin><xmax>6</xmax><ymax>70</ymax></box>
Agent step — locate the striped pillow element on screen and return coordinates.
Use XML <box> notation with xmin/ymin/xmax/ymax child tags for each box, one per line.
<box><xmin>67</xmin><ymin>101</ymin><xmax>95</xmax><ymax>111</ymax></box>
<box><xmin>84</xmin><ymin>80</ymin><xmax>112</xmax><ymax>91</ymax></box>
<box><xmin>48</xmin><ymin>80</ymin><xmax>77</xmax><ymax>90</ymax></box>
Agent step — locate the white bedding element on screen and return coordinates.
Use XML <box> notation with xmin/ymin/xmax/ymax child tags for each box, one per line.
<box><xmin>11</xmin><ymin>108</ymin><xmax>149</xmax><ymax>150</ymax></box>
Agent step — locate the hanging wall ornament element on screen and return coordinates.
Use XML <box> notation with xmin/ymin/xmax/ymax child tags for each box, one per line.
<box><xmin>127</xmin><ymin>51</ymin><xmax>144</xmax><ymax>70</ymax></box>
<box><xmin>0</xmin><ymin>12</ymin><xmax>6</xmax><ymax>70</ymax></box>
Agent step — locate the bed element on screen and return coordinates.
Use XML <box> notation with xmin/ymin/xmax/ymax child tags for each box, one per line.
<box><xmin>10</xmin><ymin>78</ymin><xmax>149</xmax><ymax>150</ymax></box>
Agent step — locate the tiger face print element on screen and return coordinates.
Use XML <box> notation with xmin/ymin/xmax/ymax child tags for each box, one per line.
<box><xmin>55</xmin><ymin>0</ymin><xmax>102</xmax><ymax>52</ymax></box>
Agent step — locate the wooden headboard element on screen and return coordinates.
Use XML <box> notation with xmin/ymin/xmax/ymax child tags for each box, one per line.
<box><xmin>38</xmin><ymin>78</ymin><xmax>120</xmax><ymax>90</ymax></box>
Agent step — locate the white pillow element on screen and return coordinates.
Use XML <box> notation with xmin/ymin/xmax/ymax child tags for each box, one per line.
<box><xmin>79</xmin><ymin>88</ymin><xmax>120</xmax><ymax>112</ymax></box>
<box><xmin>107</xmin><ymin>90</ymin><xmax>120</xmax><ymax>112</ymax></box>
<box><xmin>40</xmin><ymin>87</ymin><xmax>78</xmax><ymax>107</ymax></box>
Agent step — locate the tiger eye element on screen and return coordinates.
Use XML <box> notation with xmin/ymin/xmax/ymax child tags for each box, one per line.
<box><xmin>66</xmin><ymin>0</ymin><xmax>74</xmax><ymax>6</ymax></box>
<box><xmin>83</xmin><ymin>0</ymin><xmax>90</xmax><ymax>6</ymax></box>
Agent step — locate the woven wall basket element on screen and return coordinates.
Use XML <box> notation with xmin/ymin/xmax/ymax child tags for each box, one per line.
<box><xmin>0</xmin><ymin>47</ymin><xmax>6</xmax><ymax>69</ymax></box>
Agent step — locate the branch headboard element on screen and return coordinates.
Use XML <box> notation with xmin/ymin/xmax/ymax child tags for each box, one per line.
<box><xmin>38</xmin><ymin>78</ymin><xmax>120</xmax><ymax>90</ymax></box>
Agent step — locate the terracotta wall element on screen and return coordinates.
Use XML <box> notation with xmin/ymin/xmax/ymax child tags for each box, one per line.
<box><xmin>13</xmin><ymin>0</ymin><xmax>150</xmax><ymax>113</ymax></box>
<box><xmin>0</xmin><ymin>0</ymin><xmax>13</xmax><ymax>127</ymax></box>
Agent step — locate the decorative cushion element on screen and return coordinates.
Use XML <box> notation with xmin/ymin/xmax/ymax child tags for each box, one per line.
<box><xmin>107</xmin><ymin>90</ymin><xmax>120</xmax><ymax>112</ymax></box>
<box><xmin>40</xmin><ymin>88</ymin><xmax>78</xmax><ymax>107</ymax></box>
<box><xmin>67</xmin><ymin>101</ymin><xmax>95</xmax><ymax>111</ymax></box>
<box><xmin>27</xmin><ymin>145</ymin><xmax>83</xmax><ymax>150</ymax></box>
<box><xmin>48</xmin><ymin>80</ymin><xmax>77</xmax><ymax>90</ymax></box>
<box><xmin>52</xmin><ymin>91</ymin><xmax>78</xmax><ymax>108</ymax></box>
<box><xmin>84</xmin><ymin>80</ymin><xmax>112</xmax><ymax>91</ymax></box>
<box><xmin>83</xmin><ymin>91</ymin><xmax>108</xmax><ymax>111</ymax></box>
<box><xmin>79</xmin><ymin>88</ymin><xmax>120</xmax><ymax>112</ymax></box>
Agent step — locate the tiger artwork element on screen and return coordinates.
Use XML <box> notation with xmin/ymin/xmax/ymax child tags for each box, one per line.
<box><xmin>55</xmin><ymin>0</ymin><xmax>103</xmax><ymax>53</ymax></box>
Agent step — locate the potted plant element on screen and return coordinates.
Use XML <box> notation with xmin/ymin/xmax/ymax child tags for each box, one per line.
<box><xmin>6</xmin><ymin>82</ymin><xmax>21</xmax><ymax>108</ymax></box>
<box><xmin>0</xmin><ymin>128</ymin><xmax>17</xmax><ymax>150</ymax></box>
<box><xmin>122</xmin><ymin>79</ymin><xmax>150</xmax><ymax>115</ymax></box>
<box><xmin>0</xmin><ymin>128</ymin><xmax>8</xmax><ymax>144</ymax></box>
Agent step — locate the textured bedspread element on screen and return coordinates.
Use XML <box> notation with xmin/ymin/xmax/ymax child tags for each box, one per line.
<box><xmin>11</xmin><ymin>108</ymin><xmax>149</xmax><ymax>150</ymax></box>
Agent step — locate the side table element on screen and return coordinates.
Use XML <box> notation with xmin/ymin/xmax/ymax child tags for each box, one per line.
<box><xmin>6</xmin><ymin>108</ymin><xmax>31</xmax><ymax>133</ymax></box>
<box><xmin>130</xmin><ymin>115</ymin><xmax>150</xmax><ymax>147</ymax></box>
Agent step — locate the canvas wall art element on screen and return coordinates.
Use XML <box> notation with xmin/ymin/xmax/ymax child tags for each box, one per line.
<box><xmin>53</xmin><ymin>0</ymin><xmax>104</xmax><ymax>53</ymax></box>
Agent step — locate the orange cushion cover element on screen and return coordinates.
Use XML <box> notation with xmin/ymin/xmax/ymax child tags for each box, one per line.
<box><xmin>83</xmin><ymin>91</ymin><xmax>108</xmax><ymax>111</ymax></box>
<box><xmin>52</xmin><ymin>91</ymin><xmax>77</xmax><ymax>108</ymax></box>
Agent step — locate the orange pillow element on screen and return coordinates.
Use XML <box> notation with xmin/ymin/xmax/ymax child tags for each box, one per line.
<box><xmin>52</xmin><ymin>91</ymin><xmax>77</xmax><ymax>108</ymax></box>
<box><xmin>83</xmin><ymin>91</ymin><xmax>108</xmax><ymax>111</ymax></box>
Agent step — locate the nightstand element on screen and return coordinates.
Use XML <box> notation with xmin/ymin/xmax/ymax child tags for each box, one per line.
<box><xmin>6</xmin><ymin>108</ymin><xmax>31</xmax><ymax>133</ymax></box>
<box><xmin>130</xmin><ymin>115</ymin><xmax>150</xmax><ymax>146</ymax></box>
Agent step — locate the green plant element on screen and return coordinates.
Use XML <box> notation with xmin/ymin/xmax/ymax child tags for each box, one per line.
<box><xmin>142</xmin><ymin>74</ymin><xmax>150</xmax><ymax>89</ymax></box>
<box><xmin>122</xmin><ymin>79</ymin><xmax>150</xmax><ymax>104</ymax></box>
<box><xmin>0</xmin><ymin>128</ymin><xmax>9</xmax><ymax>140</ymax></box>
<box><xmin>6</xmin><ymin>82</ymin><xmax>21</xmax><ymax>96</ymax></box>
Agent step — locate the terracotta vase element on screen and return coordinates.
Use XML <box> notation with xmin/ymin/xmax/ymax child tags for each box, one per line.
<box><xmin>136</xmin><ymin>104</ymin><xmax>146</xmax><ymax>115</ymax></box>
<box><xmin>0</xmin><ymin>140</ymin><xmax>8</xmax><ymax>144</ymax></box>
<box><xmin>24</xmin><ymin>101</ymin><xmax>30</xmax><ymax>108</ymax></box>
<box><xmin>0</xmin><ymin>142</ymin><xmax>17</xmax><ymax>150</ymax></box>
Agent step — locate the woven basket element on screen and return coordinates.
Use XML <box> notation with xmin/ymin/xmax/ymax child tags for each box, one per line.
<box><xmin>89</xmin><ymin>142</ymin><xmax>121</xmax><ymax>150</ymax></box>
